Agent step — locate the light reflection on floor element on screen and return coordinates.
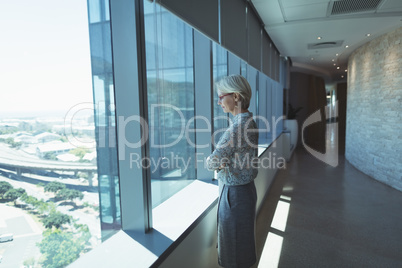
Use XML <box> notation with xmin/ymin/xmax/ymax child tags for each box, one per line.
<box><xmin>258</xmin><ymin>195</ymin><xmax>291</xmax><ymax>268</ymax></box>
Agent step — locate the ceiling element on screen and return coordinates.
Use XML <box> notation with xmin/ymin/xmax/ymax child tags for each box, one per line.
<box><xmin>251</xmin><ymin>0</ymin><xmax>402</xmax><ymax>84</ymax></box>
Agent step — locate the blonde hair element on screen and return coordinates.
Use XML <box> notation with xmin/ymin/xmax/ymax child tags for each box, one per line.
<box><xmin>215</xmin><ymin>75</ymin><xmax>252</xmax><ymax>110</ymax></box>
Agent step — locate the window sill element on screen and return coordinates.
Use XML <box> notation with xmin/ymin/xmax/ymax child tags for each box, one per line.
<box><xmin>70</xmin><ymin>179</ymin><xmax>219</xmax><ymax>267</ymax></box>
<box><xmin>71</xmin><ymin>138</ymin><xmax>279</xmax><ymax>267</ymax></box>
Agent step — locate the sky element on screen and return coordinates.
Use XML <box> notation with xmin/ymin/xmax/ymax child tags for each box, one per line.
<box><xmin>0</xmin><ymin>0</ymin><xmax>93</xmax><ymax>118</ymax></box>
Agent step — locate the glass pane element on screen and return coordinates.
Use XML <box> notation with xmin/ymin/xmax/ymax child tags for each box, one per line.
<box><xmin>0</xmin><ymin>0</ymin><xmax>105</xmax><ymax>266</ymax></box>
<box><xmin>144</xmin><ymin>1</ymin><xmax>196</xmax><ymax>208</ymax></box>
<box><xmin>87</xmin><ymin>0</ymin><xmax>121</xmax><ymax>240</ymax></box>
<box><xmin>212</xmin><ymin>43</ymin><xmax>228</xmax><ymax>145</ymax></box>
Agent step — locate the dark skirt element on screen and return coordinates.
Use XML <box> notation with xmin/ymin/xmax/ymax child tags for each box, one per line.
<box><xmin>217</xmin><ymin>181</ymin><xmax>257</xmax><ymax>268</ymax></box>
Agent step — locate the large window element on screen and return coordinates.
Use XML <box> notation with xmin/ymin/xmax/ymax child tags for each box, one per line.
<box><xmin>86</xmin><ymin>0</ymin><xmax>286</xmax><ymax>247</ymax></box>
<box><xmin>0</xmin><ymin>0</ymin><xmax>288</xmax><ymax>265</ymax></box>
<box><xmin>0</xmin><ymin>0</ymin><xmax>103</xmax><ymax>266</ymax></box>
<box><xmin>144</xmin><ymin>1</ymin><xmax>196</xmax><ymax>208</ymax></box>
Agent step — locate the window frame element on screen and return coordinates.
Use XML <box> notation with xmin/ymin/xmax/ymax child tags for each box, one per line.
<box><xmin>96</xmin><ymin>0</ymin><xmax>287</xmax><ymax>236</ymax></box>
<box><xmin>109</xmin><ymin>0</ymin><xmax>152</xmax><ymax>232</ymax></box>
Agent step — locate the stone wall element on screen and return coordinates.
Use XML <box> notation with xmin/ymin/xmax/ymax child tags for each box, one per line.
<box><xmin>346</xmin><ymin>27</ymin><xmax>402</xmax><ymax>191</ymax></box>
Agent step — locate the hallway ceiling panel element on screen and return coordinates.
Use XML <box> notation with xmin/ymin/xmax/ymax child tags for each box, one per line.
<box><xmin>251</xmin><ymin>0</ymin><xmax>402</xmax><ymax>83</ymax></box>
<box><xmin>283</xmin><ymin>4</ymin><xmax>328</xmax><ymax>21</ymax></box>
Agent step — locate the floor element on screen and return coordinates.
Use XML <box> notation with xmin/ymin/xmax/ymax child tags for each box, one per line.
<box><xmin>254</xmin><ymin>147</ymin><xmax>402</xmax><ymax>268</ymax></box>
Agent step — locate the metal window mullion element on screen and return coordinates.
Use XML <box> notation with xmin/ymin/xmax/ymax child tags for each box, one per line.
<box><xmin>194</xmin><ymin>30</ymin><xmax>213</xmax><ymax>181</ymax></box>
<box><xmin>109</xmin><ymin>0</ymin><xmax>152</xmax><ymax>233</ymax></box>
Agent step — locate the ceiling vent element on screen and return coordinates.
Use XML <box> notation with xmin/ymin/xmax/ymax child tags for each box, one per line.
<box><xmin>308</xmin><ymin>40</ymin><xmax>344</xmax><ymax>49</ymax></box>
<box><xmin>330</xmin><ymin>0</ymin><xmax>383</xmax><ymax>15</ymax></box>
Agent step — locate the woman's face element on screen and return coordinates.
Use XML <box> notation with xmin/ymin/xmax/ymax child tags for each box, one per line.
<box><xmin>217</xmin><ymin>91</ymin><xmax>236</xmax><ymax>115</ymax></box>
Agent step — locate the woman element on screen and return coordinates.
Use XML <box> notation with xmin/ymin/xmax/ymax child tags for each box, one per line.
<box><xmin>207</xmin><ymin>75</ymin><xmax>259</xmax><ymax>268</ymax></box>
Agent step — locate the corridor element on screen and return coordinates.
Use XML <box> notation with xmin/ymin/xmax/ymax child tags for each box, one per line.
<box><xmin>255</xmin><ymin>148</ymin><xmax>402</xmax><ymax>267</ymax></box>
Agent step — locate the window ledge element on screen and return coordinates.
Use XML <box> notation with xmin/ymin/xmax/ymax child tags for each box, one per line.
<box><xmin>71</xmin><ymin>137</ymin><xmax>280</xmax><ymax>267</ymax></box>
<box><xmin>70</xmin><ymin>180</ymin><xmax>218</xmax><ymax>267</ymax></box>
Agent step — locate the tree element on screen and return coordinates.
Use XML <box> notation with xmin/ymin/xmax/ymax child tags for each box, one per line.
<box><xmin>56</xmin><ymin>188</ymin><xmax>84</xmax><ymax>202</ymax></box>
<box><xmin>42</xmin><ymin>212</ymin><xmax>71</xmax><ymax>229</ymax></box>
<box><xmin>73</xmin><ymin>222</ymin><xmax>91</xmax><ymax>246</ymax></box>
<box><xmin>0</xmin><ymin>181</ymin><xmax>12</xmax><ymax>198</ymax></box>
<box><xmin>16</xmin><ymin>187</ymin><xmax>26</xmax><ymax>195</ymax></box>
<box><xmin>3</xmin><ymin>188</ymin><xmax>25</xmax><ymax>205</ymax></box>
<box><xmin>20</xmin><ymin>193</ymin><xmax>39</xmax><ymax>208</ymax></box>
<box><xmin>37</xmin><ymin>200</ymin><xmax>56</xmax><ymax>215</ymax></box>
<box><xmin>5</xmin><ymin>137</ymin><xmax>21</xmax><ymax>148</ymax></box>
<box><xmin>23</xmin><ymin>257</ymin><xmax>36</xmax><ymax>268</ymax></box>
<box><xmin>43</xmin><ymin>152</ymin><xmax>57</xmax><ymax>160</ymax></box>
<box><xmin>37</xmin><ymin>229</ymin><xmax>84</xmax><ymax>268</ymax></box>
<box><xmin>70</xmin><ymin>147</ymin><xmax>89</xmax><ymax>159</ymax></box>
<box><xmin>44</xmin><ymin>181</ymin><xmax>66</xmax><ymax>193</ymax></box>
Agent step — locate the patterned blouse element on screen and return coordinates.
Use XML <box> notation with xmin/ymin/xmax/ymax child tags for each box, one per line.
<box><xmin>207</xmin><ymin>112</ymin><xmax>259</xmax><ymax>186</ymax></box>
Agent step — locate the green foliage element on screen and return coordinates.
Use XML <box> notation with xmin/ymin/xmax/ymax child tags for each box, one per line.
<box><xmin>37</xmin><ymin>201</ymin><xmax>57</xmax><ymax>215</ymax></box>
<box><xmin>19</xmin><ymin>192</ymin><xmax>56</xmax><ymax>214</ymax></box>
<box><xmin>23</xmin><ymin>257</ymin><xmax>36</xmax><ymax>267</ymax></box>
<box><xmin>70</xmin><ymin>147</ymin><xmax>90</xmax><ymax>159</ymax></box>
<box><xmin>42</xmin><ymin>212</ymin><xmax>71</xmax><ymax>229</ymax></box>
<box><xmin>44</xmin><ymin>181</ymin><xmax>66</xmax><ymax>193</ymax></box>
<box><xmin>16</xmin><ymin>187</ymin><xmax>26</xmax><ymax>195</ymax></box>
<box><xmin>56</xmin><ymin>188</ymin><xmax>84</xmax><ymax>202</ymax></box>
<box><xmin>20</xmin><ymin>192</ymin><xmax>39</xmax><ymax>207</ymax></box>
<box><xmin>5</xmin><ymin>137</ymin><xmax>22</xmax><ymax>148</ymax></box>
<box><xmin>37</xmin><ymin>229</ymin><xmax>84</xmax><ymax>268</ymax></box>
<box><xmin>0</xmin><ymin>181</ymin><xmax>13</xmax><ymax>198</ymax></box>
<box><xmin>0</xmin><ymin>127</ymin><xmax>17</xmax><ymax>135</ymax></box>
<box><xmin>74</xmin><ymin>223</ymin><xmax>91</xmax><ymax>245</ymax></box>
<box><xmin>77</xmin><ymin>172</ymin><xmax>88</xmax><ymax>179</ymax></box>
<box><xmin>83</xmin><ymin>202</ymin><xmax>98</xmax><ymax>211</ymax></box>
<box><xmin>3</xmin><ymin>188</ymin><xmax>24</xmax><ymax>203</ymax></box>
<box><xmin>43</xmin><ymin>152</ymin><xmax>57</xmax><ymax>160</ymax></box>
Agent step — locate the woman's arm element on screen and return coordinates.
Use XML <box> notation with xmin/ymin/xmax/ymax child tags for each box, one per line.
<box><xmin>206</xmin><ymin>127</ymin><xmax>236</xmax><ymax>171</ymax></box>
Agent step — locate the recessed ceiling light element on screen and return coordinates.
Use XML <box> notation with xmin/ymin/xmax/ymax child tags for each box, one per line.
<box><xmin>341</xmin><ymin>75</ymin><xmax>344</xmax><ymax>78</ymax></box>
<box><xmin>345</xmin><ymin>45</ymin><xmax>349</xmax><ymax>48</ymax></box>
<box><xmin>332</xmin><ymin>59</ymin><xmax>335</xmax><ymax>62</ymax></box>
<box><xmin>336</xmin><ymin>53</ymin><xmax>339</xmax><ymax>56</ymax></box>
<box><xmin>333</xmin><ymin>63</ymin><xmax>336</xmax><ymax>66</ymax></box>
<box><xmin>345</xmin><ymin>69</ymin><xmax>348</xmax><ymax>72</ymax></box>
<box><xmin>366</xmin><ymin>33</ymin><xmax>371</xmax><ymax>37</ymax></box>
<box><xmin>337</xmin><ymin>67</ymin><xmax>340</xmax><ymax>69</ymax></box>
<box><xmin>317</xmin><ymin>36</ymin><xmax>322</xmax><ymax>40</ymax></box>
